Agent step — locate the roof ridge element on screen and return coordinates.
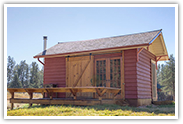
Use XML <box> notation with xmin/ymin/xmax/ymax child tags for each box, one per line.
<box><xmin>110</xmin><ymin>29</ymin><xmax>162</xmax><ymax>38</ymax></box>
<box><xmin>34</xmin><ymin>29</ymin><xmax>163</xmax><ymax>58</ymax></box>
<box><xmin>57</xmin><ymin>29</ymin><xmax>162</xmax><ymax>44</ymax></box>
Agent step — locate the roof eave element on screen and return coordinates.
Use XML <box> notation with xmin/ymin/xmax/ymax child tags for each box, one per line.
<box><xmin>33</xmin><ymin>43</ymin><xmax>149</xmax><ymax>58</ymax></box>
<box><xmin>148</xmin><ymin>29</ymin><xmax>162</xmax><ymax>44</ymax></box>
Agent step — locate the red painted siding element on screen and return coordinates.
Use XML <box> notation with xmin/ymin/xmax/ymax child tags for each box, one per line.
<box><xmin>124</xmin><ymin>49</ymin><xmax>137</xmax><ymax>99</ymax></box>
<box><xmin>124</xmin><ymin>48</ymin><xmax>156</xmax><ymax>99</ymax></box>
<box><xmin>137</xmin><ymin>49</ymin><xmax>156</xmax><ymax>99</ymax></box>
<box><xmin>44</xmin><ymin>57</ymin><xmax>66</xmax><ymax>97</ymax></box>
<box><xmin>94</xmin><ymin>52</ymin><xmax>122</xmax><ymax>59</ymax></box>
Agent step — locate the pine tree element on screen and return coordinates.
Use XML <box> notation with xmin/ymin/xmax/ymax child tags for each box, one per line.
<box><xmin>7</xmin><ymin>56</ymin><xmax>15</xmax><ymax>85</ymax></box>
<box><xmin>18</xmin><ymin>60</ymin><xmax>29</xmax><ymax>88</ymax></box>
<box><xmin>8</xmin><ymin>73</ymin><xmax>22</xmax><ymax>88</ymax></box>
<box><xmin>24</xmin><ymin>66</ymin><xmax>30</xmax><ymax>88</ymax></box>
<box><xmin>30</xmin><ymin>62</ymin><xmax>41</xmax><ymax>88</ymax></box>
<box><xmin>159</xmin><ymin>54</ymin><xmax>175</xmax><ymax>100</ymax></box>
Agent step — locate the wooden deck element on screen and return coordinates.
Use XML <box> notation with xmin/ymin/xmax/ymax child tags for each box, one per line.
<box><xmin>7</xmin><ymin>87</ymin><xmax>122</xmax><ymax>109</ymax></box>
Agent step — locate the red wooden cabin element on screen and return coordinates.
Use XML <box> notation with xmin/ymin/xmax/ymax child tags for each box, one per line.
<box><xmin>34</xmin><ymin>29</ymin><xmax>169</xmax><ymax>106</ymax></box>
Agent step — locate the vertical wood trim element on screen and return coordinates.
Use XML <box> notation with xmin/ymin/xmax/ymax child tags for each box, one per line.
<box><xmin>106</xmin><ymin>58</ymin><xmax>110</xmax><ymax>82</ymax></box>
<box><xmin>151</xmin><ymin>60</ymin><xmax>157</xmax><ymax>101</ymax></box>
<box><xmin>121</xmin><ymin>51</ymin><xmax>125</xmax><ymax>99</ymax></box>
<box><xmin>66</xmin><ymin>58</ymin><xmax>68</xmax><ymax>87</ymax></box>
<box><xmin>106</xmin><ymin>58</ymin><xmax>110</xmax><ymax>98</ymax></box>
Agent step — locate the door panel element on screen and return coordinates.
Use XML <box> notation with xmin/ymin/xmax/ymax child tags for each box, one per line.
<box><xmin>66</xmin><ymin>56</ymin><xmax>93</xmax><ymax>98</ymax></box>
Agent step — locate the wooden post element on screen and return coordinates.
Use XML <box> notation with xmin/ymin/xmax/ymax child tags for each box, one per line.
<box><xmin>121</xmin><ymin>51</ymin><xmax>125</xmax><ymax>99</ymax></box>
<box><xmin>10</xmin><ymin>92</ymin><xmax>14</xmax><ymax>110</ymax></box>
<box><xmin>49</xmin><ymin>92</ymin><xmax>53</xmax><ymax>100</ymax></box>
<box><xmin>106</xmin><ymin>58</ymin><xmax>110</xmax><ymax>98</ymax></box>
<box><xmin>28</xmin><ymin>92</ymin><xmax>33</xmax><ymax>107</ymax></box>
<box><xmin>98</xmin><ymin>97</ymin><xmax>102</xmax><ymax>101</ymax></box>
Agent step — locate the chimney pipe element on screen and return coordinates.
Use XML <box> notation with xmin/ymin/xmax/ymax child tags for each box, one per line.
<box><xmin>43</xmin><ymin>36</ymin><xmax>47</xmax><ymax>51</ymax></box>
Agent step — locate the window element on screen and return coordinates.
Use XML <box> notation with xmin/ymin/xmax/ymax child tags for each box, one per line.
<box><xmin>95</xmin><ymin>58</ymin><xmax>121</xmax><ymax>88</ymax></box>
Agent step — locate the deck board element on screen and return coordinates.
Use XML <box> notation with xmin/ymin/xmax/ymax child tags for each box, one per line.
<box><xmin>7</xmin><ymin>87</ymin><xmax>121</xmax><ymax>109</ymax></box>
<box><xmin>10</xmin><ymin>98</ymin><xmax>117</xmax><ymax>106</ymax></box>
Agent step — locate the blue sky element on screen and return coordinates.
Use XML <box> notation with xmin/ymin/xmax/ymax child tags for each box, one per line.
<box><xmin>7</xmin><ymin>6</ymin><xmax>175</xmax><ymax>69</ymax></box>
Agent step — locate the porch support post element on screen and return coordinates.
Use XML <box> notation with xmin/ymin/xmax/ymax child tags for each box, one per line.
<box><xmin>10</xmin><ymin>92</ymin><xmax>14</xmax><ymax>110</ymax></box>
<box><xmin>25</xmin><ymin>89</ymin><xmax>33</xmax><ymax>107</ymax></box>
<box><xmin>28</xmin><ymin>92</ymin><xmax>33</xmax><ymax>107</ymax></box>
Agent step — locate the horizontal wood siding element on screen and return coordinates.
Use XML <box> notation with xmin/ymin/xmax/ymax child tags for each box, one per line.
<box><xmin>124</xmin><ymin>49</ymin><xmax>137</xmax><ymax>99</ymax></box>
<box><xmin>137</xmin><ymin>49</ymin><xmax>156</xmax><ymax>99</ymax></box>
<box><xmin>44</xmin><ymin>57</ymin><xmax>66</xmax><ymax>98</ymax></box>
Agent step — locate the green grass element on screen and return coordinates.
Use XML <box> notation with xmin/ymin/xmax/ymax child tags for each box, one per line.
<box><xmin>7</xmin><ymin>104</ymin><xmax>175</xmax><ymax>116</ymax></box>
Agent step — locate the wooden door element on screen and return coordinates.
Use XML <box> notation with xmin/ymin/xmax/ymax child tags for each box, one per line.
<box><xmin>66</xmin><ymin>56</ymin><xmax>93</xmax><ymax>98</ymax></box>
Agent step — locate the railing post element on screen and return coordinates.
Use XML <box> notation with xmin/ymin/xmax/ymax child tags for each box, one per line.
<box><xmin>28</xmin><ymin>92</ymin><xmax>33</xmax><ymax>107</ymax></box>
<box><xmin>10</xmin><ymin>92</ymin><xmax>14</xmax><ymax>110</ymax></box>
<box><xmin>49</xmin><ymin>92</ymin><xmax>53</xmax><ymax>100</ymax></box>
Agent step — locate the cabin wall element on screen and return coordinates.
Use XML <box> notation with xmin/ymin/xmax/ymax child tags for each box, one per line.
<box><xmin>124</xmin><ymin>49</ymin><xmax>138</xmax><ymax>99</ymax></box>
<box><xmin>43</xmin><ymin>48</ymin><xmax>156</xmax><ymax>106</ymax></box>
<box><xmin>124</xmin><ymin>48</ymin><xmax>156</xmax><ymax>106</ymax></box>
<box><xmin>137</xmin><ymin>49</ymin><xmax>156</xmax><ymax>100</ymax></box>
<box><xmin>44</xmin><ymin>57</ymin><xmax>66</xmax><ymax>98</ymax></box>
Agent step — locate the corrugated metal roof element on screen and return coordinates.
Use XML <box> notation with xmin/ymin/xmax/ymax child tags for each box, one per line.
<box><xmin>34</xmin><ymin>29</ymin><xmax>162</xmax><ymax>57</ymax></box>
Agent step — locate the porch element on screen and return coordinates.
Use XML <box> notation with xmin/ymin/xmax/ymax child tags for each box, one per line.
<box><xmin>7</xmin><ymin>87</ymin><xmax>127</xmax><ymax>110</ymax></box>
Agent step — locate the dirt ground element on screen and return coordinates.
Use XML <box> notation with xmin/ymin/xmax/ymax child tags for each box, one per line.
<box><xmin>7</xmin><ymin>92</ymin><xmax>43</xmax><ymax>110</ymax></box>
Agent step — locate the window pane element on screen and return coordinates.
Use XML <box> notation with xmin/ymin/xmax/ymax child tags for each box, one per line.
<box><xmin>100</xmin><ymin>67</ymin><xmax>103</xmax><ymax>73</ymax></box>
<box><xmin>103</xmin><ymin>60</ymin><xmax>106</xmax><ymax>66</ymax></box>
<box><xmin>104</xmin><ymin>74</ymin><xmax>106</xmax><ymax>80</ymax></box>
<box><xmin>114</xmin><ymin>59</ymin><xmax>116</xmax><ymax>65</ymax></box>
<box><xmin>118</xmin><ymin>80</ymin><xmax>121</xmax><ymax>87</ymax></box>
<box><xmin>117</xmin><ymin>59</ymin><xmax>120</xmax><ymax>65</ymax></box>
<box><xmin>100</xmin><ymin>74</ymin><xmax>102</xmax><ymax>80</ymax></box>
<box><xmin>110</xmin><ymin>74</ymin><xmax>113</xmax><ymax>80</ymax></box>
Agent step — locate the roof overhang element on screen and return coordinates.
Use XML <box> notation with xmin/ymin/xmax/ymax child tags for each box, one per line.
<box><xmin>34</xmin><ymin>29</ymin><xmax>169</xmax><ymax>61</ymax></box>
<box><xmin>34</xmin><ymin>43</ymin><xmax>149</xmax><ymax>58</ymax></box>
<box><xmin>148</xmin><ymin>32</ymin><xmax>169</xmax><ymax>61</ymax></box>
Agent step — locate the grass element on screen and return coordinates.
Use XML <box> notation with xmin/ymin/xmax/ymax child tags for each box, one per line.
<box><xmin>7</xmin><ymin>104</ymin><xmax>175</xmax><ymax>116</ymax></box>
<box><xmin>7</xmin><ymin>92</ymin><xmax>175</xmax><ymax>116</ymax></box>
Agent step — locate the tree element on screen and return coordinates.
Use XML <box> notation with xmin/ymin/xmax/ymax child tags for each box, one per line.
<box><xmin>24</xmin><ymin>65</ymin><xmax>30</xmax><ymax>88</ymax></box>
<box><xmin>8</xmin><ymin>73</ymin><xmax>22</xmax><ymax>88</ymax></box>
<box><xmin>7</xmin><ymin>56</ymin><xmax>15</xmax><ymax>85</ymax></box>
<box><xmin>29</xmin><ymin>62</ymin><xmax>42</xmax><ymax>88</ymax></box>
<box><xmin>18</xmin><ymin>60</ymin><xmax>29</xmax><ymax>88</ymax></box>
<box><xmin>158</xmin><ymin>54</ymin><xmax>175</xmax><ymax>100</ymax></box>
<box><xmin>163</xmin><ymin>54</ymin><xmax>175</xmax><ymax>100</ymax></box>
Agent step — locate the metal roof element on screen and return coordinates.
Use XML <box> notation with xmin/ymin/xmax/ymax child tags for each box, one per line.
<box><xmin>34</xmin><ymin>29</ymin><xmax>163</xmax><ymax>58</ymax></box>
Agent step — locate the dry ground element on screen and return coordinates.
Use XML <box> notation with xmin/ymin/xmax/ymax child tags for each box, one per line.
<box><xmin>7</xmin><ymin>92</ymin><xmax>43</xmax><ymax>109</ymax></box>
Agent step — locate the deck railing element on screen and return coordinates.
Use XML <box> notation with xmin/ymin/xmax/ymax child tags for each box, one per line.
<box><xmin>7</xmin><ymin>87</ymin><xmax>121</xmax><ymax>110</ymax></box>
